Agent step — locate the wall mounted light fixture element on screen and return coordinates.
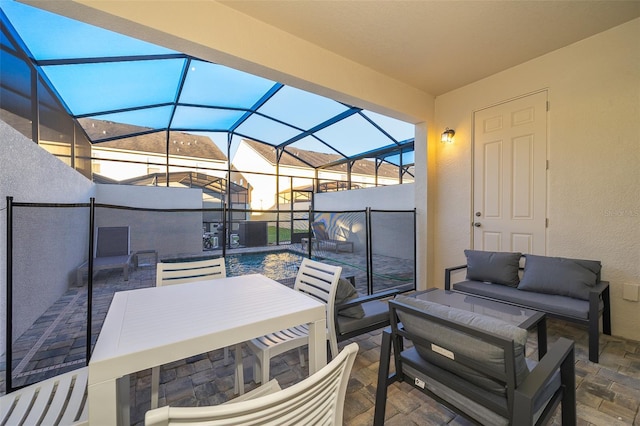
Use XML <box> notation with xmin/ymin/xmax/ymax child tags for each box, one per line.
<box><xmin>441</xmin><ymin>128</ymin><xmax>455</xmax><ymax>143</ymax></box>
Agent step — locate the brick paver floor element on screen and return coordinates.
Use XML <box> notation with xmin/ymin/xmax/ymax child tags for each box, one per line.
<box><xmin>2</xmin><ymin>249</ymin><xmax>638</xmax><ymax>425</ymax></box>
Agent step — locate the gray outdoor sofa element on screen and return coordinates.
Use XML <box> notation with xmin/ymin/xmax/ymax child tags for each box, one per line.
<box><xmin>374</xmin><ymin>295</ymin><xmax>576</xmax><ymax>426</ymax></box>
<box><xmin>445</xmin><ymin>250</ymin><xmax>611</xmax><ymax>363</ymax></box>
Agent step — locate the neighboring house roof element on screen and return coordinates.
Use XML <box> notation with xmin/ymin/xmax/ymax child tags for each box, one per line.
<box><xmin>242</xmin><ymin>139</ymin><xmax>401</xmax><ymax>178</ymax></box>
<box><xmin>86</xmin><ymin>119</ymin><xmax>227</xmax><ymax>161</ymax></box>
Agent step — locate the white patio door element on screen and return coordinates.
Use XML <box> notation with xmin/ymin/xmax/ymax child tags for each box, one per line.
<box><xmin>472</xmin><ymin>91</ymin><xmax>547</xmax><ymax>254</ymax></box>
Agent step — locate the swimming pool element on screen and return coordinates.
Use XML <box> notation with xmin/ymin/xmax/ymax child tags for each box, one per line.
<box><xmin>225</xmin><ymin>250</ymin><xmax>304</xmax><ymax>282</ymax></box>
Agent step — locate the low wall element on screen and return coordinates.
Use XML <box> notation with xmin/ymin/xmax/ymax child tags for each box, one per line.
<box><xmin>95</xmin><ymin>184</ymin><xmax>204</xmax><ymax>258</ymax></box>
<box><xmin>315</xmin><ymin>184</ymin><xmax>415</xmax><ymax>258</ymax></box>
<box><xmin>0</xmin><ymin>120</ymin><xmax>94</xmax><ymax>351</ymax></box>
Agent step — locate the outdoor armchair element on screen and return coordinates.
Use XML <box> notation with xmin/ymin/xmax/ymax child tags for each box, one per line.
<box><xmin>334</xmin><ymin>287</ymin><xmax>400</xmax><ymax>343</ymax></box>
<box><xmin>374</xmin><ymin>295</ymin><xmax>576</xmax><ymax>426</ymax></box>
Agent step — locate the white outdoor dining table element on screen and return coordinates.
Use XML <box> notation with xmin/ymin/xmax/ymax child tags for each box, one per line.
<box><xmin>88</xmin><ymin>274</ymin><xmax>327</xmax><ymax>425</ymax></box>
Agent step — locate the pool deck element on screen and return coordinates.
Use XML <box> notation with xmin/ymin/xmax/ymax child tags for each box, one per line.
<box><xmin>161</xmin><ymin>243</ymin><xmax>415</xmax><ymax>295</ymax></box>
<box><xmin>5</xmin><ymin>246</ymin><xmax>637</xmax><ymax>425</ymax></box>
<box><xmin>1</xmin><ymin>244</ymin><xmax>412</xmax><ymax>392</ymax></box>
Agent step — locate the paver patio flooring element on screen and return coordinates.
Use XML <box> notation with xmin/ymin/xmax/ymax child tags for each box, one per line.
<box><xmin>2</xmin><ymin>249</ymin><xmax>638</xmax><ymax>425</ymax></box>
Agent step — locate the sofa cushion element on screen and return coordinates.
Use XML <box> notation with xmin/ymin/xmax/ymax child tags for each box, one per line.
<box><xmin>518</xmin><ymin>254</ymin><xmax>602</xmax><ymax>300</ymax></box>
<box><xmin>464</xmin><ymin>250</ymin><xmax>522</xmax><ymax>287</ymax></box>
<box><xmin>453</xmin><ymin>280</ymin><xmax>594</xmax><ymax>320</ymax></box>
<box><xmin>394</xmin><ymin>294</ymin><xmax>529</xmax><ymax>396</ymax></box>
<box><xmin>335</xmin><ymin>278</ymin><xmax>365</xmax><ymax>319</ymax></box>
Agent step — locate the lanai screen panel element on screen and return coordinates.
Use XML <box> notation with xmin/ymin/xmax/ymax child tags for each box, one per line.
<box><xmin>172</xmin><ymin>107</ymin><xmax>245</xmax><ymax>131</ymax></box>
<box><xmin>257</xmin><ymin>85</ymin><xmax>350</xmax><ymax>131</ymax></box>
<box><xmin>313</xmin><ymin>113</ymin><xmax>398</xmax><ymax>157</ymax></box>
<box><xmin>2</xmin><ymin>0</ymin><xmax>414</xmax><ymax>169</ymax></box>
<box><xmin>40</xmin><ymin>59</ymin><xmax>186</xmax><ymax>116</ymax></box>
<box><xmin>180</xmin><ymin>61</ymin><xmax>276</xmax><ymax>109</ymax></box>
<box><xmin>1</xmin><ymin>0</ymin><xmax>176</xmax><ymax>60</ymax></box>
<box><xmin>79</xmin><ymin>106</ymin><xmax>175</xmax><ymax>142</ymax></box>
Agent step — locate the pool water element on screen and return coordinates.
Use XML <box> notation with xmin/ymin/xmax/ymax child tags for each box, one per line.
<box><xmin>225</xmin><ymin>250</ymin><xmax>304</xmax><ymax>281</ymax></box>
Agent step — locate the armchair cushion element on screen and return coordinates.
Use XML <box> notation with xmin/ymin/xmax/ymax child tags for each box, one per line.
<box><xmin>395</xmin><ymin>295</ymin><xmax>529</xmax><ymax>396</ymax></box>
<box><xmin>518</xmin><ymin>254</ymin><xmax>601</xmax><ymax>300</ymax></box>
<box><xmin>337</xmin><ymin>299</ymin><xmax>388</xmax><ymax>334</ymax></box>
<box><xmin>403</xmin><ymin>350</ymin><xmax>509</xmax><ymax>426</ymax></box>
<box><xmin>464</xmin><ymin>250</ymin><xmax>521</xmax><ymax>287</ymax></box>
<box><xmin>401</xmin><ymin>352</ymin><xmax>560</xmax><ymax>426</ymax></box>
<box><xmin>335</xmin><ymin>278</ymin><xmax>365</xmax><ymax>319</ymax></box>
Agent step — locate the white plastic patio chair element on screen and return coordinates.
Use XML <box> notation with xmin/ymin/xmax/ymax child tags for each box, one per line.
<box><xmin>145</xmin><ymin>342</ymin><xmax>358</xmax><ymax>426</ymax></box>
<box><xmin>0</xmin><ymin>367</ymin><xmax>88</xmax><ymax>425</ymax></box>
<box><xmin>225</xmin><ymin>378</ymin><xmax>282</xmax><ymax>403</ymax></box>
<box><xmin>155</xmin><ymin>257</ymin><xmax>227</xmax><ymax>286</ymax></box>
<box><xmin>152</xmin><ymin>257</ymin><xmax>242</xmax><ymax>408</ymax></box>
<box><xmin>237</xmin><ymin>258</ymin><xmax>342</xmax><ymax>394</ymax></box>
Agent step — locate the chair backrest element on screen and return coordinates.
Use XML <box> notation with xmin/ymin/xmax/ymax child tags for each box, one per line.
<box><xmin>95</xmin><ymin>226</ymin><xmax>130</xmax><ymax>258</ymax></box>
<box><xmin>311</xmin><ymin>221</ymin><xmax>330</xmax><ymax>241</ymax></box>
<box><xmin>156</xmin><ymin>257</ymin><xmax>226</xmax><ymax>287</ymax></box>
<box><xmin>381</xmin><ymin>295</ymin><xmax>575</xmax><ymax>426</ymax></box>
<box><xmin>390</xmin><ymin>295</ymin><xmax>530</xmax><ymax>421</ymax></box>
<box><xmin>0</xmin><ymin>367</ymin><xmax>88</xmax><ymax>426</ymax></box>
<box><xmin>294</xmin><ymin>258</ymin><xmax>342</xmax><ymax>357</ymax></box>
<box><xmin>145</xmin><ymin>342</ymin><xmax>359</xmax><ymax>426</ymax></box>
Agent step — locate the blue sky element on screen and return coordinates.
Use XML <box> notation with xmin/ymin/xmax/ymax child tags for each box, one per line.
<box><xmin>1</xmin><ymin>0</ymin><xmax>414</xmax><ymax>165</ymax></box>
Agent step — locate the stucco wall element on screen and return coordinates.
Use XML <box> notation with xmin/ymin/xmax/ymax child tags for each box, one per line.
<box><xmin>0</xmin><ymin>120</ymin><xmax>95</xmax><ymax>353</ymax></box>
<box><xmin>95</xmin><ymin>184</ymin><xmax>204</xmax><ymax>258</ymax></box>
<box><xmin>315</xmin><ymin>184</ymin><xmax>415</xmax><ymax>259</ymax></box>
<box><xmin>0</xmin><ymin>120</ymin><xmax>207</xmax><ymax>355</ymax></box>
<box><xmin>315</xmin><ymin>183</ymin><xmax>414</xmax><ymax>211</ymax></box>
<box><xmin>434</xmin><ymin>19</ymin><xmax>640</xmax><ymax>340</ymax></box>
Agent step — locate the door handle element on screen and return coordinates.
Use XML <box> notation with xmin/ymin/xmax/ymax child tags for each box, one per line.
<box><xmin>473</xmin><ymin>222</ymin><xmax>481</xmax><ymax>227</ymax></box>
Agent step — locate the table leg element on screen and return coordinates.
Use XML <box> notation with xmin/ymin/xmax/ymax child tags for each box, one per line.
<box><xmin>89</xmin><ymin>375</ymin><xmax>130</xmax><ymax>426</ymax></box>
<box><xmin>234</xmin><ymin>343</ymin><xmax>245</xmax><ymax>395</ymax></box>
<box><xmin>307</xmin><ymin>317</ymin><xmax>327</xmax><ymax>375</ymax></box>
<box><xmin>537</xmin><ymin>316</ymin><xmax>547</xmax><ymax>360</ymax></box>
<box><xmin>118</xmin><ymin>376</ymin><xmax>130</xmax><ymax>424</ymax></box>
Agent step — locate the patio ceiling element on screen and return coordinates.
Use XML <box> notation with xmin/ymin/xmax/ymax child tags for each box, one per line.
<box><xmin>0</xmin><ymin>0</ymin><xmax>415</xmax><ymax>169</ymax></box>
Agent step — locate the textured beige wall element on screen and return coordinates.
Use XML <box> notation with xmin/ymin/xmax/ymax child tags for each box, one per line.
<box><xmin>434</xmin><ymin>19</ymin><xmax>640</xmax><ymax>340</ymax></box>
<box><xmin>0</xmin><ymin>120</ymin><xmax>95</xmax><ymax>351</ymax></box>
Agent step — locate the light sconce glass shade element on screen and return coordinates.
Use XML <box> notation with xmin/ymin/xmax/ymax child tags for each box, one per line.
<box><xmin>441</xmin><ymin>128</ymin><xmax>455</xmax><ymax>143</ymax></box>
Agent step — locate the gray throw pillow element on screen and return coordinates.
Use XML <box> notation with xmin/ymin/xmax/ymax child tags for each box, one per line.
<box><xmin>464</xmin><ymin>250</ymin><xmax>522</xmax><ymax>287</ymax></box>
<box><xmin>518</xmin><ymin>254</ymin><xmax>601</xmax><ymax>300</ymax></box>
<box><xmin>394</xmin><ymin>294</ymin><xmax>529</xmax><ymax>396</ymax></box>
<box><xmin>335</xmin><ymin>278</ymin><xmax>365</xmax><ymax>319</ymax></box>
